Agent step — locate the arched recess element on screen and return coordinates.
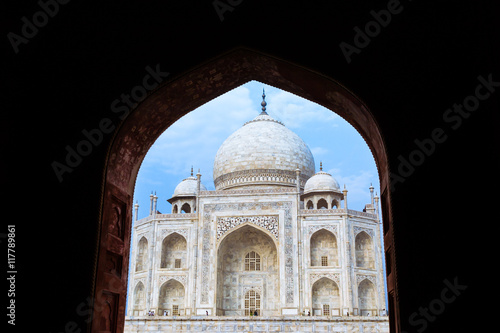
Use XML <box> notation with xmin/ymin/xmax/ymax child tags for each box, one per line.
<box><xmin>180</xmin><ymin>203</ymin><xmax>191</xmax><ymax>213</ymax></box>
<box><xmin>158</xmin><ymin>279</ymin><xmax>185</xmax><ymax>316</ymax></box>
<box><xmin>355</xmin><ymin>231</ymin><xmax>375</xmax><ymax>269</ymax></box>
<box><xmin>310</xmin><ymin>229</ymin><xmax>338</xmax><ymax>267</ymax></box>
<box><xmin>132</xmin><ymin>282</ymin><xmax>145</xmax><ymax>316</ymax></box>
<box><xmin>306</xmin><ymin>200</ymin><xmax>314</xmax><ymax>209</ymax></box>
<box><xmin>160</xmin><ymin>232</ymin><xmax>187</xmax><ymax>269</ymax></box>
<box><xmin>317</xmin><ymin>198</ymin><xmax>328</xmax><ymax>209</ymax></box>
<box><xmin>216</xmin><ymin>224</ymin><xmax>278</xmax><ymax>316</ymax></box>
<box><xmin>358</xmin><ymin>279</ymin><xmax>377</xmax><ymax>316</ymax></box>
<box><xmin>135</xmin><ymin>237</ymin><xmax>148</xmax><ymax>272</ymax></box>
<box><xmin>311</xmin><ymin>278</ymin><xmax>340</xmax><ymax>316</ymax></box>
<box><xmin>93</xmin><ymin>47</ymin><xmax>398</xmax><ymax>332</ymax></box>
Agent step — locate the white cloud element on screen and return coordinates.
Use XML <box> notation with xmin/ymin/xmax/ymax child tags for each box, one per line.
<box><xmin>311</xmin><ymin>146</ymin><xmax>329</xmax><ymax>156</ymax></box>
<box><xmin>137</xmin><ymin>85</ymin><xmax>257</xmax><ymax>187</ymax></box>
<box><xmin>264</xmin><ymin>89</ymin><xmax>339</xmax><ymax>129</ymax></box>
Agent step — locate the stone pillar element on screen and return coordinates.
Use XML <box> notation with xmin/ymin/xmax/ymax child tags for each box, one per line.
<box><xmin>134</xmin><ymin>202</ymin><xmax>139</xmax><ymax>222</ymax></box>
<box><xmin>343</xmin><ymin>186</ymin><xmax>348</xmax><ymax>211</ymax></box>
<box><xmin>369</xmin><ymin>183</ymin><xmax>374</xmax><ymax>205</ymax></box>
<box><xmin>296</xmin><ymin>169</ymin><xmax>304</xmax><ymax>313</ymax></box>
<box><xmin>374</xmin><ymin>194</ymin><xmax>380</xmax><ymax>221</ymax></box>
<box><xmin>149</xmin><ymin>219</ymin><xmax>159</xmax><ymax>313</ymax></box>
<box><xmin>295</xmin><ymin>168</ymin><xmax>301</xmax><ymax>193</ymax></box>
<box><xmin>153</xmin><ymin>193</ymin><xmax>158</xmax><ymax>217</ymax></box>
<box><xmin>196</xmin><ymin>170</ymin><xmax>201</xmax><ymax>212</ymax></box>
<box><xmin>149</xmin><ymin>192</ymin><xmax>154</xmax><ymax>215</ymax></box>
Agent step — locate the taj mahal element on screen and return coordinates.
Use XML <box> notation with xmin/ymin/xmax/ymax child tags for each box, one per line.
<box><xmin>125</xmin><ymin>91</ymin><xmax>389</xmax><ymax>332</ymax></box>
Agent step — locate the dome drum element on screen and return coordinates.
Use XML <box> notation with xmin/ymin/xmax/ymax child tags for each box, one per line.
<box><xmin>214</xmin><ymin>168</ymin><xmax>310</xmax><ymax>191</ymax></box>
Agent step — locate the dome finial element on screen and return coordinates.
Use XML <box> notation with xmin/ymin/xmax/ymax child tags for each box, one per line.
<box><xmin>191</xmin><ymin>166</ymin><xmax>193</xmax><ymax>176</ymax></box>
<box><xmin>320</xmin><ymin>161</ymin><xmax>323</xmax><ymax>171</ymax></box>
<box><xmin>260</xmin><ymin>88</ymin><xmax>268</xmax><ymax>115</ymax></box>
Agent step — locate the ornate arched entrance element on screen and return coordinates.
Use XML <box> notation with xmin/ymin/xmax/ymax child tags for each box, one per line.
<box><xmin>216</xmin><ymin>224</ymin><xmax>278</xmax><ymax>316</ymax></box>
<box><xmin>92</xmin><ymin>47</ymin><xmax>398</xmax><ymax>332</ymax></box>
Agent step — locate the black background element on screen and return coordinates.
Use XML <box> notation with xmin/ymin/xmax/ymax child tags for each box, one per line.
<box><xmin>3</xmin><ymin>0</ymin><xmax>499</xmax><ymax>332</ymax></box>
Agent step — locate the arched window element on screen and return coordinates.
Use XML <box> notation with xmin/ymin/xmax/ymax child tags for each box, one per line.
<box><xmin>244</xmin><ymin>289</ymin><xmax>261</xmax><ymax>316</ymax></box>
<box><xmin>332</xmin><ymin>199</ymin><xmax>339</xmax><ymax>209</ymax></box>
<box><xmin>355</xmin><ymin>231</ymin><xmax>375</xmax><ymax>269</ymax></box>
<box><xmin>244</xmin><ymin>251</ymin><xmax>261</xmax><ymax>271</ymax></box>
<box><xmin>317</xmin><ymin>198</ymin><xmax>328</xmax><ymax>209</ymax></box>
<box><xmin>172</xmin><ymin>204</ymin><xmax>178</xmax><ymax>214</ymax></box>
<box><xmin>181</xmin><ymin>203</ymin><xmax>191</xmax><ymax>213</ymax></box>
<box><xmin>135</xmin><ymin>237</ymin><xmax>148</xmax><ymax>272</ymax></box>
<box><xmin>307</xmin><ymin>200</ymin><xmax>314</xmax><ymax>209</ymax></box>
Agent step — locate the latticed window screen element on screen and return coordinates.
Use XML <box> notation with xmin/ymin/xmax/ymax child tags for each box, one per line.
<box><xmin>175</xmin><ymin>259</ymin><xmax>181</xmax><ymax>268</ymax></box>
<box><xmin>245</xmin><ymin>251</ymin><xmax>261</xmax><ymax>271</ymax></box>
<box><xmin>321</xmin><ymin>256</ymin><xmax>328</xmax><ymax>266</ymax></box>
<box><xmin>244</xmin><ymin>290</ymin><xmax>261</xmax><ymax>316</ymax></box>
<box><xmin>323</xmin><ymin>304</ymin><xmax>330</xmax><ymax>316</ymax></box>
<box><xmin>172</xmin><ymin>305</ymin><xmax>179</xmax><ymax>316</ymax></box>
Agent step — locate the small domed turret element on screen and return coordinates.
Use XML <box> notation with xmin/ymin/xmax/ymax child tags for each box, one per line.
<box><xmin>302</xmin><ymin>162</ymin><xmax>344</xmax><ymax>210</ymax></box>
<box><xmin>167</xmin><ymin>168</ymin><xmax>206</xmax><ymax>213</ymax></box>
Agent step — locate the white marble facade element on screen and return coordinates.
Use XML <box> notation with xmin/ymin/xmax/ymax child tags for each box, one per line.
<box><xmin>126</xmin><ymin>95</ymin><xmax>388</xmax><ymax>331</ymax></box>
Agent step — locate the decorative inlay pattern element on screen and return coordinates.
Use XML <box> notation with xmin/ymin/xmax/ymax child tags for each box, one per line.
<box><xmin>135</xmin><ymin>278</ymin><xmax>146</xmax><ymax>287</ymax></box>
<box><xmin>353</xmin><ymin>226</ymin><xmax>374</xmax><ymax>238</ymax></box>
<box><xmin>308</xmin><ymin>225</ymin><xmax>338</xmax><ymax>238</ymax></box>
<box><xmin>310</xmin><ymin>273</ymin><xmax>341</xmax><ymax>286</ymax></box>
<box><xmin>300</xmin><ymin>209</ymin><xmax>346</xmax><ymax>215</ymax></box>
<box><xmin>159</xmin><ymin>228</ymin><xmax>188</xmax><ymax>240</ymax></box>
<box><xmin>216</xmin><ymin>216</ymin><xmax>278</xmax><ymax>241</ymax></box>
<box><xmin>356</xmin><ymin>274</ymin><xmax>377</xmax><ymax>285</ymax></box>
<box><xmin>214</xmin><ymin>169</ymin><xmax>309</xmax><ymax>190</ymax></box>
<box><xmin>159</xmin><ymin>274</ymin><xmax>187</xmax><ymax>286</ymax></box>
<box><xmin>137</xmin><ymin>232</ymin><xmax>150</xmax><ymax>242</ymax></box>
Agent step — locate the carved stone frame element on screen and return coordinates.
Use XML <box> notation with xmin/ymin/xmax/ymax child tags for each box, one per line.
<box><xmin>93</xmin><ymin>47</ymin><xmax>398</xmax><ymax>332</ymax></box>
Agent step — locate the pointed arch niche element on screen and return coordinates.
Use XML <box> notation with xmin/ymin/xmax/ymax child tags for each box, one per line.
<box><xmin>312</xmin><ymin>277</ymin><xmax>340</xmax><ymax>316</ymax></box>
<box><xmin>158</xmin><ymin>279</ymin><xmax>185</xmax><ymax>316</ymax></box>
<box><xmin>216</xmin><ymin>224</ymin><xmax>278</xmax><ymax>316</ymax></box>
<box><xmin>310</xmin><ymin>229</ymin><xmax>338</xmax><ymax>267</ymax></box>
<box><xmin>131</xmin><ymin>282</ymin><xmax>145</xmax><ymax>316</ymax></box>
<box><xmin>160</xmin><ymin>232</ymin><xmax>187</xmax><ymax>269</ymax></box>
<box><xmin>93</xmin><ymin>47</ymin><xmax>398</xmax><ymax>332</ymax></box>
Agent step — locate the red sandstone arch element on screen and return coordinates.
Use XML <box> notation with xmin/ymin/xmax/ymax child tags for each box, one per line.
<box><xmin>91</xmin><ymin>47</ymin><xmax>398</xmax><ymax>332</ymax></box>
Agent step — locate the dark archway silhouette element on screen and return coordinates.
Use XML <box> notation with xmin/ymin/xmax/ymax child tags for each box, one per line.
<box><xmin>91</xmin><ymin>47</ymin><xmax>398</xmax><ymax>332</ymax></box>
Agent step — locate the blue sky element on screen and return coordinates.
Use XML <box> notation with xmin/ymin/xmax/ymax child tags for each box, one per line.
<box><xmin>133</xmin><ymin>80</ymin><xmax>380</xmax><ymax>217</ymax></box>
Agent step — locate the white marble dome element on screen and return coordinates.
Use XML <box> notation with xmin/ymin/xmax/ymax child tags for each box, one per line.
<box><xmin>172</xmin><ymin>176</ymin><xmax>207</xmax><ymax>197</ymax></box>
<box><xmin>304</xmin><ymin>170</ymin><xmax>341</xmax><ymax>194</ymax></box>
<box><xmin>213</xmin><ymin>112</ymin><xmax>315</xmax><ymax>190</ymax></box>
